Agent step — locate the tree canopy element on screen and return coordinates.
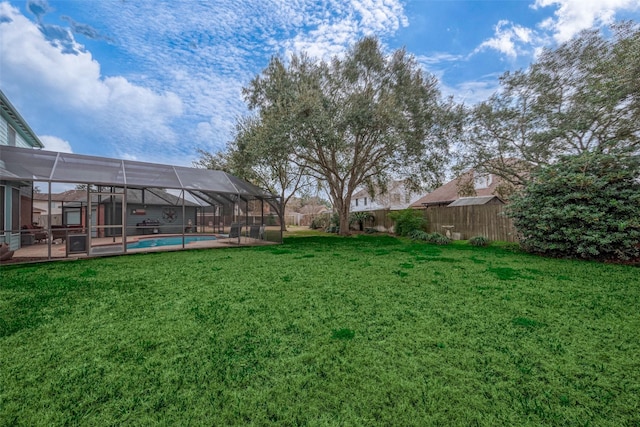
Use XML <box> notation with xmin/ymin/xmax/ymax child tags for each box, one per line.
<box><xmin>461</xmin><ymin>22</ymin><xmax>640</xmax><ymax>187</ymax></box>
<box><xmin>240</xmin><ymin>37</ymin><xmax>453</xmax><ymax>235</ymax></box>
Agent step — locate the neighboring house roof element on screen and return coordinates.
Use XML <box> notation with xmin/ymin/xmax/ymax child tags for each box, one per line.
<box><xmin>0</xmin><ymin>89</ymin><xmax>44</xmax><ymax>148</ymax></box>
<box><xmin>411</xmin><ymin>170</ymin><xmax>506</xmax><ymax>208</ymax></box>
<box><xmin>299</xmin><ymin>204</ymin><xmax>331</xmax><ymax>215</ymax></box>
<box><xmin>352</xmin><ymin>187</ymin><xmax>369</xmax><ymax>199</ymax></box>
<box><xmin>447</xmin><ymin>196</ymin><xmax>504</xmax><ymax>207</ymax></box>
<box><xmin>33</xmin><ymin>190</ymin><xmax>87</xmax><ymax>202</ymax></box>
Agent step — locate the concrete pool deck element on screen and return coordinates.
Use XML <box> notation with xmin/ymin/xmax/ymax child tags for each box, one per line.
<box><xmin>1</xmin><ymin>233</ymin><xmax>277</xmax><ymax>265</ymax></box>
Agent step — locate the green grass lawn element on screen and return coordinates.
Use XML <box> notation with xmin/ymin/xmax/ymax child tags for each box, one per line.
<box><xmin>1</xmin><ymin>234</ymin><xmax>639</xmax><ymax>426</ymax></box>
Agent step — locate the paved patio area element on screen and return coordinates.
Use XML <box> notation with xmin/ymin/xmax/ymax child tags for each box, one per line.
<box><xmin>1</xmin><ymin>233</ymin><xmax>275</xmax><ymax>265</ymax></box>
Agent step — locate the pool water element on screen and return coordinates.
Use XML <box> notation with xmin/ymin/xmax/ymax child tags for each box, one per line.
<box><xmin>127</xmin><ymin>235</ymin><xmax>217</xmax><ymax>249</ymax></box>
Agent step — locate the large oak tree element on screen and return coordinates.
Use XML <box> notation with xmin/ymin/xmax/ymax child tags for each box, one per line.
<box><xmin>242</xmin><ymin>37</ymin><xmax>451</xmax><ymax>235</ymax></box>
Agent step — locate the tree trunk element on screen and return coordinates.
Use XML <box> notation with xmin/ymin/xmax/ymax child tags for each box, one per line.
<box><xmin>338</xmin><ymin>203</ymin><xmax>351</xmax><ymax>236</ymax></box>
<box><xmin>280</xmin><ymin>192</ymin><xmax>287</xmax><ymax>232</ymax></box>
<box><xmin>280</xmin><ymin>213</ymin><xmax>287</xmax><ymax>232</ymax></box>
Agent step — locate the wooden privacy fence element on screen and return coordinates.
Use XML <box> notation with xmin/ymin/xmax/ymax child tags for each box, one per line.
<box><xmin>424</xmin><ymin>204</ymin><xmax>518</xmax><ymax>242</ymax></box>
<box><xmin>363</xmin><ymin>205</ymin><xmax>518</xmax><ymax>242</ymax></box>
<box><xmin>367</xmin><ymin>209</ymin><xmax>396</xmax><ymax>232</ymax></box>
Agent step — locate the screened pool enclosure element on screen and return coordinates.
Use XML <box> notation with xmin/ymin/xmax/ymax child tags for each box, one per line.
<box><xmin>0</xmin><ymin>145</ymin><xmax>282</xmax><ymax>264</ymax></box>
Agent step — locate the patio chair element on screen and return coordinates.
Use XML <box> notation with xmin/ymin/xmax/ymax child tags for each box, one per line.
<box><xmin>229</xmin><ymin>223</ymin><xmax>241</xmax><ymax>239</ymax></box>
<box><xmin>249</xmin><ymin>225</ymin><xmax>261</xmax><ymax>239</ymax></box>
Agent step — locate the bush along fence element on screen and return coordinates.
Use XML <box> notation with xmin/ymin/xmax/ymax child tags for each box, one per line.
<box><xmin>364</xmin><ymin>205</ymin><xmax>518</xmax><ymax>242</ymax></box>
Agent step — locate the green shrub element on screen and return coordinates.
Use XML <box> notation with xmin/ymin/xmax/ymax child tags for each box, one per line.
<box><xmin>469</xmin><ymin>236</ymin><xmax>490</xmax><ymax>247</ymax></box>
<box><xmin>309</xmin><ymin>213</ymin><xmax>330</xmax><ymax>230</ymax></box>
<box><xmin>349</xmin><ymin>211</ymin><xmax>374</xmax><ymax>231</ymax></box>
<box><xmin>325</xmin><ymin>213</ymin><xmax>340</xmax><ymax>233</ymax></box>
<box><xmin>388</xmin><ymin>209</ymin><xmax>427</xmax><ymax>236</ymax></box>
<box><xmin>326</xmin><ymin>225</ymin><xmax>339</xmax><ymax>233</ymax></box>
<box><xmin>507</xmin><ymin>151</ymin><xmax>640</xmax><ymax>261</ymax></box>
<box><xmin>408</xmin><ymin>229</ymin><xmax>429</xmax><ymax>241</ymax></box>
<box><xmin>426</xmin><ymin>232</ymin><xmax>451</xmax><ymax>245</ymax></box>
<box><xmin>407</xmin><ymin>230</ymin><xmax>451</xmax><ymax>245</ymax></box>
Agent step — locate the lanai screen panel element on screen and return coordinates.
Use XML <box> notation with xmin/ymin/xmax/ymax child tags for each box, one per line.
<box><xmin>51</xmin><ymin>152</ymin><xmax>125</xmax><ymax>185</ymax></box>
<box><xmin>0</xmin><ymin>146</ymin><xmax>278</xmax><ymax>201</ymax></box>
<box><xmin>226</xmin><ymin>173</ymin><xmax>274</xmax><ymax>198</ymax></box>
<box><xmin>122</xmin><ymin>160</ymin><xmax>182</xmax><ymax>189</ymax></box>
<box><xmin>0</xmin><ymin>146</ymin><xmax>58</xmax><ymax>180</ymax></box>
<box><xmin>175</xmin><ymin>168</ymin><xmax>240</xmax><ymax>194</ymax></box>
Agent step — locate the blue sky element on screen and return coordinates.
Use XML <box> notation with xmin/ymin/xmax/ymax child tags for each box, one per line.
<box><xmin>1</xmin><ymin>0</ymin><xmax>639</xmax><ymax>166</ymax></box>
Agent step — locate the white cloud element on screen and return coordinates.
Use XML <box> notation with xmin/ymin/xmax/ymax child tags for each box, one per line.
<box><xmin>475</xmin><ymin>20</ymin><xmax>535</xmax><ymax>58</ymax></box>
<box><xmin>440</xmin><ymin>78</ymin><xmax>502</xmax><ymax>106</ymax></box>
<box><xmin>39</xmin><ymin>135</ymin><xmax>73</xmax><ymax>153</ymax></box>
<box><xmin>282</xmin><ymin>0</ymin><xmax>408</xmax><ymax>61</ymax></box>
<box><xmin>1</xmin><ymin>0</ymin><xmax>409</xmax><ymax>164</ymax></box>
<box><xmin>533</xmin><ymin>0</ymin><xmax>640</xmax><ymax>42</ymax></box>
<box><xmin>0</xmin><ymin>2</ymin><xmax>182</xmax><ymax>154</ymax></box>
<box><xmin>417</xmin><ymin>52</ymin><xmax>465</xmax><ymax>65</ymax></box>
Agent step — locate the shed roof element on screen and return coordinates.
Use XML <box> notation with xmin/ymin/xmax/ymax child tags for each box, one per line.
<box><xmin>410</xmin><ymin>170</ymin><xmax>504</xmax><ymax>208</ymax></box>
<box><xmin>447</xmin><ymin>196</ymin><xmax>504</xmax><ymax>207</ymax></box>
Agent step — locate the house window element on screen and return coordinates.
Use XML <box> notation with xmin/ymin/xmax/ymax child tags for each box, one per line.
<box><xmin>64</xmin><ymin>208</ymin><xmax>82</xmax><ymax>225</ymax></box>
<box><xmin>364</xmin><ymin>197</ymin><xmax>367</xmax><ymax>206</ymax></box>
<box><xmin>8</xmin><ymin>126</ymin><xmax>16</xmax><ymax>146</ymax></box>
<box><xmin>405</xmin><ymin>192</ymin><xmax>411</xmax><ymax>203</ymax></box>
<box><xmin>392</xmin><ymin>194</ymin><xmax>401</xmax><ymax>203</ymax></box>
<box><xmin>474</xmin><ymin>172</ymin><xmax>492</xmax><ymax>190</ymax></box>
<box><xmin>355</xmin><ymin>199</ymin><xmax>359</xmax><ymax>207</ymax></box>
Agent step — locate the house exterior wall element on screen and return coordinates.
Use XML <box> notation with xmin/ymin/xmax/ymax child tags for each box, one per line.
<box><xmin>124</xmin><ymin>203</ymin><xmax>198</xmax><ymax>235</ymax></box>
<box><xmin>0</xmin><ymin>116</ymin><xmax>34</xmax><ymax>148</ymax></box>
<box><xmin>351</xmin><ymin>183</ymin><xmax>422</xmax><ymax>212</ymax></box>
<box><xmin>1</xmin><ymin>184</ymin><xmax>21</xmax><ymax>249</ymax></box>
<box><xmin>33</xmin><ymin>199</ymin><xmax>63</xmax><ymax>215</ymax></box>
<box><xmin>1</xmin><ymin>91</ymin><xmax>44</xmax><ymax>249</ymax></box>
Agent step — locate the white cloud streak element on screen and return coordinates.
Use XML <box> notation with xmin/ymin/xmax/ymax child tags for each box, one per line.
<box><xmin>475</xmin><ymin>20</ymin><xmax>535</xmax><ymax>58</ymax></box>
<box><xmin>39</xmin><ymin>135</ymin><xmax>73</xmax><ymax>153</ymax></box>
<box><xmin>533</xmin><ymin>0</ymin><xmax>640</xmax><ymax>42</ymax></box>
<box><xmin>282</xmin><ymin>0</ymin><xmax>408</xmax><ymax>60</ymax></box>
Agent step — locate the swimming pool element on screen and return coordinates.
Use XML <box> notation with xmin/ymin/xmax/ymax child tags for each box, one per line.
<box><xmin>127</xmin><ymin>235</ymin><xmax>218</xmax><ymax>249</ymax></box>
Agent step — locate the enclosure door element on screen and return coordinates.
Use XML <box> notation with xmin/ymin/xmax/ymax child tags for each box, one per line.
<box><xmin>88</xmin><ymin>188</ymin><xmax>126</xmax><ymax>256</ymax></box>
